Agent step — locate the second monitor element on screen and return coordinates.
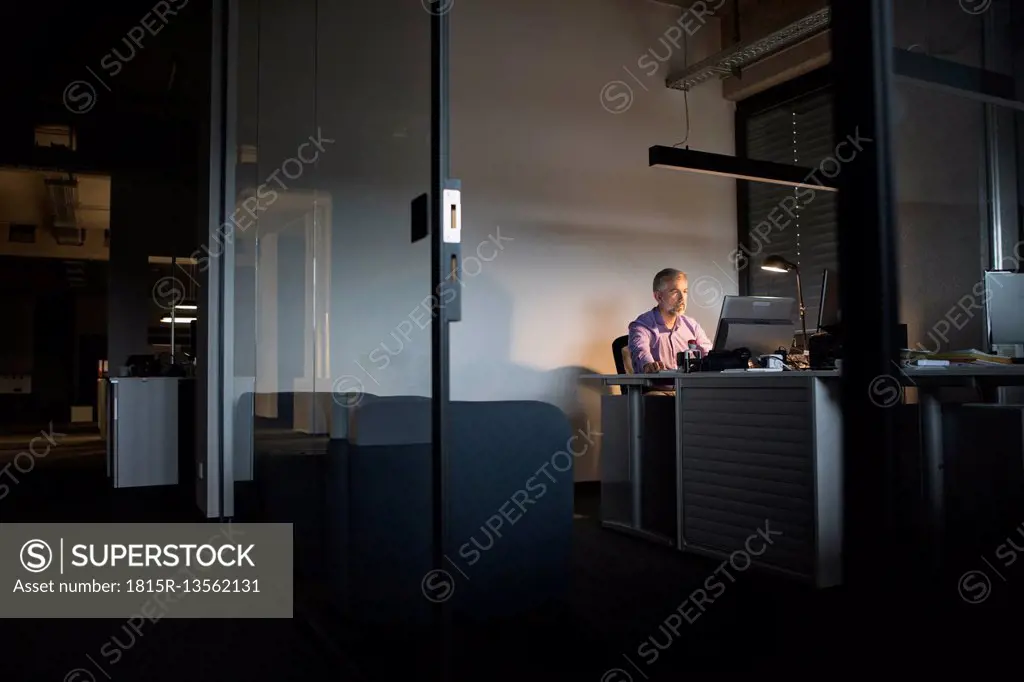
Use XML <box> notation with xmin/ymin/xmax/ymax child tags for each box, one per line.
<box><xmin>712</xmin><ymin>295</ymin><xmax>797</xmax><ymax>357</ymax></box>
<box><xmin>818</xmin><ymin>268</ymin><xmax>841</xmax><ymax>330</ymax></box>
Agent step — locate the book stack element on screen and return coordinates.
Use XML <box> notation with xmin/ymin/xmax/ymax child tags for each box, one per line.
<box><xmin>903</xmin><ymin>348</ymin><xmax>1014</xmax><ymax>366</ymax></box>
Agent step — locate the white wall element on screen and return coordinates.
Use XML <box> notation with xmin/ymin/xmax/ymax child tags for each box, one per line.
<box><xmin>448</xmin><ymin>0</ymin><xmax>736</xmax><ymax>479</ymax></box>
<box><xmin>239</xmin><ymin>0</ymin><xmax>737</xmax><ymax>480</ymax></box>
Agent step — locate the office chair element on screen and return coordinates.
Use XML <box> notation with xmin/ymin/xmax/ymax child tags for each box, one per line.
<box><xmin>612</xmin><ymin>335</ymin><xmax>633</xmax><ymax>374</ymax></box>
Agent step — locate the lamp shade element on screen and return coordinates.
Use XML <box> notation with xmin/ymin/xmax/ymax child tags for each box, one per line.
<box><xmin>762</xmin><ymin>255</ymin><xmax>798</xmax><ymax>273</ymax></box>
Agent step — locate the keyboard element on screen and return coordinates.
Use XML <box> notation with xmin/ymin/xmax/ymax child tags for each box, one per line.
<box><xmin>721</xmin><ymin>367</ymin><xmax>783</xmax><ymax>373</ymax></box>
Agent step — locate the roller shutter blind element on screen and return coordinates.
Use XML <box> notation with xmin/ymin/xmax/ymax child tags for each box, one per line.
<box><xmin>744</xmin><ymin>89</ymin><xmax>837</xmax><ymax>331</ymax></box>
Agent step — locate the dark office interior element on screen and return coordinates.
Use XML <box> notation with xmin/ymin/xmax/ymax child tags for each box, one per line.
<box><xmin>2</xmin><ymin>0</ymin><xmax>1024</xmax><ymax>680</ymax></box>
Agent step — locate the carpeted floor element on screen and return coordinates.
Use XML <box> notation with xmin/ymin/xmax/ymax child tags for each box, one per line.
<box><xmin>2</xmin><ymin>441</ymin><xmax>1019</xmax><ymax>680</ymax></box>
<box><xmin>0</xmin><ymin>431</ymin><xmax>106</xmax><ymax>464</ymax></box>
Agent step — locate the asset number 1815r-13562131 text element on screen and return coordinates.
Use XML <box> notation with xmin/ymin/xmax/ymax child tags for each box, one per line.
<box><xmin>126</xmin><ymin>578</ymin><xmax>260</xmax><ymax>593</ymax></box>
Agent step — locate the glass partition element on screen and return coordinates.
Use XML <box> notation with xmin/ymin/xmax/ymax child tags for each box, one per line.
<box><xmin>886</xmin><ymin>0</ymin><xmax>1024</xmax><ymax>585</ymax></box>
<box><xmin>227</xmin><ymin>0</ymin><xmax>434</xmax><ymax>675</ymax></box>
<box><xmin>211</xmin><ymin>0</ymin><xmax>1024</xmax><ymax>676</ymax></box>
<box><xmin>147</xmin><ymin>257</ymin><xmax>199</xmax><ymax>366</ymax></box>
<box><xmin>447</xmin><ymin>0</ymin><xmax>750</xmax><ymax>678</ymax></box>
<box><xmin>890</xmin><ymin>0</ymin><xmax>1016</xmax><ymax>352</ymax></box>
<box><xmin>893</xmin><ymin>82</ymin><xmax>990</xmax><ymax>351</ymax></box>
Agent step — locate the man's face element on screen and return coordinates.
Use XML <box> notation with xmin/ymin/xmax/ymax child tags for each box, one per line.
<box><xmin>655</xmin><ymin>275</ymin><xmax>688</xmax><ymax>316</ymax></box>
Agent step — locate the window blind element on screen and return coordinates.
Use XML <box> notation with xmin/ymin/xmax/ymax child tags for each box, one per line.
<box><xmin>743</xmin><ymin>89</ymin><xmax>837</xmax><ymax>331</ymax></box>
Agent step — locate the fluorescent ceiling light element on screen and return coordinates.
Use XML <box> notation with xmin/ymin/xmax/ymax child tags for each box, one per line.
<box><xmin>175</xmin><ymin>304</ymin><xmax>198</xmax><ymax>310</ymax></box>
<box><xmin>649</xmin><ymin>146</ymin><xmax>838</xmax><ymax>192</ymax></box>
<box><xmin>666</xmin><ymin>8</ymin><xmax>831</xmax><ymax>92</ymax></box>
<box><xmin>160</xmin><ymin>317</ymin><xmax>197</xmax><ymax>324</ymax></box>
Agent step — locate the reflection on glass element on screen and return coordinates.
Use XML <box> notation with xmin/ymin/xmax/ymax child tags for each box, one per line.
<box><xmin>893</xmin><ymin>82</ymin><xmax>988</xmax><ymax>352</ymax></box>
<box><xmin>227</xmin><ymin>0</ymin><xmax>434</xmax><ymax>662</ymax></box>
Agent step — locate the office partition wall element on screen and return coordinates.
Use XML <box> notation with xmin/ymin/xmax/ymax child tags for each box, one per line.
<box><xmin>889</xmin><ymin>0</ymin><xmax>1023</xmax><ymax>578</ymax></box>
<box><xmin>211</xmin><ymin>0</ymin><xmax>440</xmax><ymax>670</ymax></box>
<box><xmin>197</xmin><ymin>0</ymin><xmax>233</xmax><ymax>521</ymax></box>
<box><xmin>890</xmin><ymin>0</ymin><xmax>1018</xmax><ymax>353</ymax></box>
<box><xmin>830</xmin><ymin>0</ymin><xmax>902</xmax><ymax>593</ymax></box>
<box><xmin>832</xmin><ymin>0</ymin><xmax>1023</xmax><ymax>592</ymax></box>
<box><xmin>199</xmin><ymin>0</ymin><xmax>1024</xmax><ymax>673</ymax></box>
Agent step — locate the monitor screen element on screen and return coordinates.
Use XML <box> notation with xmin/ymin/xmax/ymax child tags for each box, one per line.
<box><xmin>986</xmin><ymin>271</ymin><xmax>1024</xmax><ymax>346</ymax></box>
<box><xmin>818</xmin><ymin>269</ymin><xmax>841</xmax><ymax>330</ymax></box>
<box><xmin>714</xmin><ymin>321</ymin><xmax>796</xmax><ymax>357</ymax></box>
<box><xmin>712</xmin><ymin>296</ymin><xmax>797</xmax><ymax>353</ymax></box>
<box><xmin>718</xmin><ymin>295</ymin><xmax>797</xmax><ymax>324</ymax></box>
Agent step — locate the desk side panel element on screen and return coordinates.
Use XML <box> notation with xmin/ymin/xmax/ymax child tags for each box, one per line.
<box><xmin>812</xmin><ymin>378</ymin><xmax>843</xmax><ymax>588</ymax></box>
<box><xmin>113</xmin><ymin>379</ymin><xmax>179</xmax><ymax>488</ymax></box>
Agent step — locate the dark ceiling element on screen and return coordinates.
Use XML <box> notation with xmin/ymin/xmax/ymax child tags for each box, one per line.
<box><xmin>0</xmin><ymin>1</ymin><xmax>208</xmax><ymax>124</ymax></box>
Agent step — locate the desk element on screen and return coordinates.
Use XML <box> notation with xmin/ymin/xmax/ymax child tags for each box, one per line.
<box><xmin>899</xmin><ymin>365</ymin><xmax>1024</xmax><ymax>559</ymax></box>
<box><xmin>584</xmin><ymin>370</ymin><xmax>843</xmax><ymax>587</ymax></box>
<box><xmin>105</xmin><ymin>377</ymin><xmax>182</xmax><ymax>488</ymax></box>
<box><xmin>586</xmin><ymin>365</ymin><xmax>1024</xmax><ymax>586</ymax></box>
<box><xmin>672</xmin><ymin>371</ymin><xmax>842</xmax><ymax>587</ymax></box>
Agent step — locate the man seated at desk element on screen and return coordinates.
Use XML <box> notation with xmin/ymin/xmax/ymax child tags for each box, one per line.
<box><xmin>628</xmin><ymin>268</ymin><xmax>713</xmax><ymax>381</ymax></box>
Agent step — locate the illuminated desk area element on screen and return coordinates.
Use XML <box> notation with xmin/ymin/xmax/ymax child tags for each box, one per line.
<box><xmin>583</xmin><ymin>369</ymin><xmax>844</xmax><ymax>588</ymax></box>
<box><xmin>585</xmin><ymin>363</ymin><xmax>1024</xmax><ymax>589</ymax></box>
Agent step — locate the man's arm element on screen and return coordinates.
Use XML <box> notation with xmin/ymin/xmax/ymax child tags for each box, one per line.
<box><xmin>628</xmin><ymin>322</ymin><xmax>659</xmax><ymax>372</ymax></box>
<box><xmin>694</xmin><ymin>321</ymin><xmax>714</xmax><ymax>355</ymax></box>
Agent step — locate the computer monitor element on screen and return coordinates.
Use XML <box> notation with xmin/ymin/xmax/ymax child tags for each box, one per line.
<box><xmin>817</xmin><ymin>268</ymin><xmax>841</xmax><ymax>330</ymax></box>
<box><xmin>712</xmin><ymin>295</ymin><xmax>797</xmax><ymax>357</ymax></box>
<box><xmin>985</xmin><ymin>271</ymin><xmax>1024</xmax><ymax>347</ymax></box>
<box><xmin>124</xmin><ymin>354</ymin><xmax>160</xmax><ymax>377</ymax></box>
<box><xmin>718</xmin><ymin>295</ymin><xmax>797</xmax><ymax>324</ymax></box>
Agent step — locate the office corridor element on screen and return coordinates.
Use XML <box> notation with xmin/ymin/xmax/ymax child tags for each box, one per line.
<box><xmin>0</xmin><ymin>452</ymin><xmax>349</xmax><ymax>682</ymax></box>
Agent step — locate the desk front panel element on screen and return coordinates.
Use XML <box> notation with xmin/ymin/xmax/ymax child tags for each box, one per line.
<box><xmin>677</xmin><ymin>382</ymin><xmax>816</xmax><ymax>578</ymax></box>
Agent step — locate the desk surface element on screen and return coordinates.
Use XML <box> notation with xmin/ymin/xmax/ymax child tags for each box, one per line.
<box><xmin>581</xmin><ymin>370</ymin><xmax>840</xmax><ymax>384</ymax></box>
<box><xmin>584</xmin><ymin>364</ymin><xmax>1024</xmax><ymax>385</ymax></box>
<box><xmin>902</xmin><ymin>364</ymin><xmax>1024</xmax><ymax>377</ymax></box>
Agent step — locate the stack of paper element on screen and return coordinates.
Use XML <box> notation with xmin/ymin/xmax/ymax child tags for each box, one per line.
<box><xmin>905</xmin><ymin>348</ymin><xmax>1013</xmax><ymax>365</ymax></box>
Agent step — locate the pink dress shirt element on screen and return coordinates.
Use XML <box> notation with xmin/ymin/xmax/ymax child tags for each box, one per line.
<box><xmin>628</xmin><ymin>307</ymin><xmax>713</xmax><ymax>371</ymax></box>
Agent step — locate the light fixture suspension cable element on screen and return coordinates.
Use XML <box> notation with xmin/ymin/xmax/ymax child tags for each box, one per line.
<box><xmin>673</xmin><ymin>11</ymin><xmax>691</xmax><ymax>148</ymax></box>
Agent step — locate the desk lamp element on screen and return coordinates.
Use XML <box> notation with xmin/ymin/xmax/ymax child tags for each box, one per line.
<box><xmin>762</xmin><ymin>255</ymin><xmax>808</xmax><ymax>351</ymax></box>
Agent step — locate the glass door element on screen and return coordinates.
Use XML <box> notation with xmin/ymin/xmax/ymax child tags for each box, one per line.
<box><xmin>220</xmin><ymin>0</ymin><xmax>441</xmax><ymax>678</ymax></box>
